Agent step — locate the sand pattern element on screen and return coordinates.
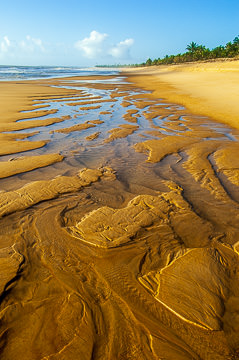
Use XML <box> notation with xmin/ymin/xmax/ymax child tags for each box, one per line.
<box><xmin>0</xmin><ymin>71</ymin><xmax>239</xmax><ymax>359</ymax></box>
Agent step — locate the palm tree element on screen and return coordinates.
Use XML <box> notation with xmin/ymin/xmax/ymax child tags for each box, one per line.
<box><xmin>233</xmin><ymin>36</ymin><xmax>239</xmax><ymax>44</ymax></box>
<box><xmin>186</xmin><ymin>41</ymin><xmax>199</xmax><ymax>53</ymax></box>
<box><xmin>210</xmin><ymin>45</ymin><xmax>225</xmax><ymax>59</ymax></box>
<box><xmin>146</xmin><ymin>58</ymin><xmax>152</xmax><ymax>66</ymax></box>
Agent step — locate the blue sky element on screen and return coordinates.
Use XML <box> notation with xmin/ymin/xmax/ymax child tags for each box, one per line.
<box><xmin>0</xmin><ymin>0</ymin><xmax>238</xmax><ymax>66</ymax></box>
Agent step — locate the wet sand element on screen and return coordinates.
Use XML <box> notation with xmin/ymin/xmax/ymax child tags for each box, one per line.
<box><xmin>0</xmin><ymin>67</ymin><xmax>239</xmax><ymax>359</ymax></box>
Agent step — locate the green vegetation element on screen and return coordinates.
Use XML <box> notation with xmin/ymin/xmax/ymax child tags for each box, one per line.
<box><xmin>95</xmin><ymin>64</ymin><xmax>140</xmax><ymax>68</ymax></box>
<box><xmin>142</xmin><ymin>35</ymin><xmax>239</xmax><ymax>66</ymax></box>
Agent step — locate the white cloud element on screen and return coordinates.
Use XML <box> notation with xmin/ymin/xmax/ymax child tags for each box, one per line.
<box><xmin>19</xmin><ymin>35</ymin><xmax>45</xmax><ymax>52</ymax></box>
<box><xmin>75</xmin><ymin>30</ymin><xmax>108</xmax><ymax>58</ymax></box>
<box><xmin>0</xmin><ymin>32</ymin><xmax>135</xmax><ymax>64</ymax></box>
<box><xmin>0</xmin><ymin>36</ymin><xmax>11</xmax><ymax>53</ymax></box>
<box><xmin>109</xmin><ymin>38</ymin><xmax>134</xmax><ymax>59</ymax></box>
<box><xmin>0</xmin><ymin>35</ymin><xmax>45</xmax><ymax>59</ymax></box>
<box><xmin>75</xmin><ymin>31</ymin><xmax>134</xmax><ymax>60</ymax></box>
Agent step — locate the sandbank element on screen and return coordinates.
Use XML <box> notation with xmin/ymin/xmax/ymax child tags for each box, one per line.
<box><xmin>104</xmin><ymin>124</ymin><xmax>139</xmax><ymax>143</ymax></box>
<box><xmin>0</xmin><ymin>81</ymin><xmax>78</xmax><ymax>155</ymax></box>
<box><xmin>0</xmin><ymin>153</ymin><xmax>63</xmax><ymax>179</ymax></box>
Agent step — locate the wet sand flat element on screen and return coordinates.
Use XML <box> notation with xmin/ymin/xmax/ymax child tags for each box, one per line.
<box><xmin>0</xmin><ymin>69</ymin><xmax>239</xmax><ymax>360</ymax></box>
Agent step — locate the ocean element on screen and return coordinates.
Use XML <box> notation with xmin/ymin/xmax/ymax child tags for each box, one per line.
<box><xmin>0</xmin><ymin>65</ymin><xmax>118</xmax><ymax>81</ymax></box>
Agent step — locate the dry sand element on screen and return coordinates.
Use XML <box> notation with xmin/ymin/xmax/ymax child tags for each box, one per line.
<box><xmin>123</xmin><ymin>60</ymin><xmax>239</xmax><ymax>129</ymax></box>
<box><xmin>0</xmin><ymin>67</ymin><xmax>239</xmax><ymax>360</ymax></box>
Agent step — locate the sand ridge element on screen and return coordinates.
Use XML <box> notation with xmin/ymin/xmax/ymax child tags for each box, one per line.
<box><xmin>0</xmin><ymin>153</ymin><xmax>64</xmax><ymax>178</ymax></box>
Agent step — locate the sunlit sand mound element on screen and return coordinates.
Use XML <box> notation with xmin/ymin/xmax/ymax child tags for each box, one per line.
<box><xmin>54</xmin><ymin>121</ymin><xmax>96</xmax><ymax>134</ymax></box>
<box><xmin>0</xmin><ymin>153</ymin><xmax>63</xmax><ymax>179</ymax></box>
<box><xmin>0</xmin><ymin>167</ymin><xmax>114</xmax><ymax>218</ymax></box>
<box><xmin>104</xmin><ymin>124</ymin><xmax>139</xmax><ymax>143</ymax></box>
<box><xmin>0</xmin><ymin>132</ymin><xmax>47</xmax><ymax>155</ymax></box>
<box><xmin>134</xmin><ymin>136</ymin><xmax>197</xmax><ymax>162</ymax></box>
<box><xmin>140</xmin><ymin>245</ymin><xmax>237</xmax><ymax>331</ymax></box>
<box><xmin>0</xmin><ymin>115</ymin><xmax>71</xmax><ymax>132</ymax></box>
<box><xmin>85</xmin><ymin>131</ymin><xmax>101</xmax><ymax>141</ymax></box>
<box><xmin>214</xmin><ymin>142</ymin><xmax>239</xmax><ymax>186</ymax></box>
<box><xmin>67</xmin><ymin>188</ymin><xmax>213</xmax><ymax>249</ymax></box>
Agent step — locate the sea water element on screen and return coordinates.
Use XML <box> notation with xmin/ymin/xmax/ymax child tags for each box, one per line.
<box><xmin>0</xmin><ymin>65</ymin><xmax>118</xmax><ymax>81</ymax></box>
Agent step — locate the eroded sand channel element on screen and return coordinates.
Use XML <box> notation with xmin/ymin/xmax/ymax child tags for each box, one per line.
<box><xmin>0</xmin><ymin>74</ymin><xmax>239</xmax><ymax>360</ymax></box>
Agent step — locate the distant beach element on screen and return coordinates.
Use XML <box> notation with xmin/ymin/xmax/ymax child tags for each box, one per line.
<box><xmin>123</xmin><ymin>59</ymin><xmax>239</xmax><ymax>129</ymax></box>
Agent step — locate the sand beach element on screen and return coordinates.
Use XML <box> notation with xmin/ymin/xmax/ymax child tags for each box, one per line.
<box><xmin>0</xmin><ymin>61</ymin><xmax>239</xmax><ymax>359</ymax></box>
<box><xmin>123</xmin><ymin>59</ymin><xmax>239</xmax><ymax>129</ymax></box>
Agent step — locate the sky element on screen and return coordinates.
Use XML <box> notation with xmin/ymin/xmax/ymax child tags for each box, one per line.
<box><xmin>0</xmin><ymin>0</ymin><xmax>239</xmax><ymax>66</ymax></box>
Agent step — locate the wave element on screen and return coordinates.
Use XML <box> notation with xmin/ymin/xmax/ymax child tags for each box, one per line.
<box><xmin>0</xmin><ymin>65</ymin><xmax>118</xmax><ymax>81</ymax></box>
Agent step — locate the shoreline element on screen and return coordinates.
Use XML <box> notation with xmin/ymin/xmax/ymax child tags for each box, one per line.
<box><xmin>121</xmin><ymin>59</ymin><xmax>239</xmax><ymax>129</ymax></box>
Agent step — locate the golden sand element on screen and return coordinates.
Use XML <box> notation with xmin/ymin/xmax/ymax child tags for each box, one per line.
<box><xmin>123</xmin><ymin>109</ymin><xmax>139</xmax><ymax>123</ymax></box>
<box><xmin>0</xmin><ymin>167</ymin><xmax>112</xmax><ymax>218</ymax></box>
<box><xmin>54</xmin><ymin>121</ymin><xmax>96</xmax><ymax>134</ymax></box>
<box><xmin>0</xmin><ymin>153</ymin><xmax>63</xmax><ymax>178</ymax></box>
<box><xmin>0</xmin><ymin>67</ymin><xmax>239</xmax><ymax>359</ymax></box>
<box><xmin>0</xmin><ymin>132</ymin><xmax>47</xmax><ymax>155</ymax></box>
<box><xmin>85</xmin><ymin>132</ymin><xmax>101</xmax><ymax>141</ymax></box>
<box><xmin>123</xmin><ymin>60</ymin><xmax>239</xmax><ymax>129</ymax></box>
<box><xmin>79</xmin><ymin>104</ymin><xmax>102</xmax><ymax>111</ymax></box>
<box><xmin>134</xmin><ymin>136</ymin><xmax>197</xmax><ymax>162</ymax></box>
<box><xmin>104</xmin><ymin>124</ymin><xmax>139</xmax><ymax>143</ymax></box>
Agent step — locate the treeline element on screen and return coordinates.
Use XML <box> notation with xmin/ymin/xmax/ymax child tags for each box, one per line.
<box><xmin>142</xmin><ymin>36</ymin><xmax>239</xmax><ymax>66</ymax></box>
<box><xmin>96</xmin><ymin>64</ymin><xmax>139</xmax><ymax>68</ymax></box>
